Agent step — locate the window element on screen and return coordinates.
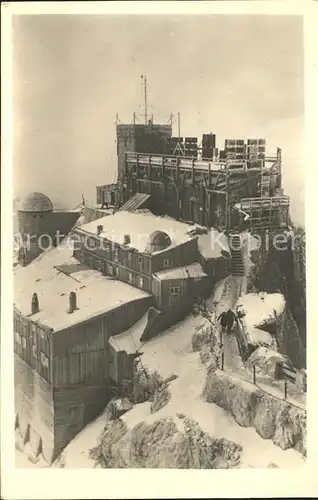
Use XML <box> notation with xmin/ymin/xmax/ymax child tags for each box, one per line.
<box><xmin>137</xmin><ymin>276</ymin><xmax>144</xmax><ymax>289</ymax></box>
<box><xmin>31</xmin><ymin>324</ymin><xmax>37</xmax><ymax>344</ymax></box>
<box><xmin>113</xmin><ymin>246</ymin><xmax>119</xmax><ymax>262</ymax></box>
<box><xmin>137</xmin><ymin>257</ymin><xmax>143</xmax><ymax>270</ymax></box>
<box><xmin>128</xmin><ymin>273</ymin><xmax>133</xmax><ymax>284</ymax></box>
<box><xmin>84</xmin><ymin>254</ymin><xmax>92</xmax><ymax>267</ymax></box>
<box><xmin>128</xmin><ymin>252</ymin><xmax>132</xmax><ymax>264</ymax></box>
<box><xmin>77</xmin><ymin>250</ymin><xmax>84</xmax><ymax>262</ymax></box>
<box><xmin>32</xmin><ymin>345</ymin><xmax>37</xmax><ymax>358</ymax></box>
<box><xmin>87</xmin><ymin>237</ymin><xmax>97</xmax><ymax>250</ymax></box>
<box><xmin>21</xmin><ymin>321</ymin><xmax>28</xmax><ymax>337</ymax></box>
<box><xmin>40</xmin><ymin>352</ymin><xmax>49</xmax><ymax>368</ymax></box>
<box><xmin>170</xmin><ymin>286</ymin><xmax>180</xmax><ymax>296</ymax></box>
<box><xmin>108</xmin><ymin>264</ymin><xmax>119</xmax><ymax>278</ymax></box>
<box><xmin>15</xmin><ymin>332</ymin><xmax>21</xmax><ymax>345</ymax></box>
<box><xmin>94</xmin><ymin>259</ymin><xmax>104</xmax><ymax>273</ymax></box>
<box><xmin>21</xmin><ymin>337</ymin><xmax>27</xmax><ymax>349</ymax></box>
<box><xmin>164</xmin><ymin>259</ymin><xmax>170</xmax><ymax>268</ymax></box>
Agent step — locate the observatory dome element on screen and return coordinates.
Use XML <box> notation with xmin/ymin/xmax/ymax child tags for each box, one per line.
<box><xmin>19</xmin><ymin>192</ymin><xmax>54</xmax><ymax>213</ymax></box>
<box><xmin>145</xmin><ymin>230</ymin><xmax>172</xmax><ymax>254</ymax></box>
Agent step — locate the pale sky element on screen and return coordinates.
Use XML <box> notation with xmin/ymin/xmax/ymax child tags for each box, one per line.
<box><xmin>12</xmin><ymin>15</ymin><xmax>304</xmax><ymax>224</ymax></box>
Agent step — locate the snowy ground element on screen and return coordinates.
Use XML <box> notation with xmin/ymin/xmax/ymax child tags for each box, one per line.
<box><xmin>16</xmin><ymin>274</ymin><xmax>305</xmax><ymax>469</ymax></box>
<box><xmin>48</xmin><ymin>309</ymin><xmax>304</xmax><ymax>469</ymax></box>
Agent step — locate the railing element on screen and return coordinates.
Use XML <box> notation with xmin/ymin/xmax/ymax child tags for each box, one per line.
<box><xmin>233</xmin><ymin>318</ymin><xmax>250</xmax><ymax>361</ymax></box>
<box><xmin>195</xmin><ymin>305</ymin><xmax>306</xmax><ymax>411</ymax></box>
<box><xmin>125</xmin><ymin>151</ymin><xmax>280</xmax><ymax>174</ymax></box>
<box><xmin>218</xmin><ymin>361</ymin><xmax>306</xmax><ymax>412</ymax></box>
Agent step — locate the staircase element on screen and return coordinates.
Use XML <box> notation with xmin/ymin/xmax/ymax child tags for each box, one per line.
<box><xmin>229</xmin><ymin>232</ymin><xmax>245</xmax><ymax>277</ymax></box>
<box><xmin>118</xmin><ymin>192</ymin><xmax>151</xmax><ymax>213</ymax></box>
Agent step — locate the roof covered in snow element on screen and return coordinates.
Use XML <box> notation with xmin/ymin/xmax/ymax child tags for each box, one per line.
<box><xmin>14</xmin><ymin>241</ymin><xmax>151</xmax><ymax>332</ymax></box>
<box><xmin>154</xmin><ymin>262</ymin><xmax>207</xmax><ymax>281</ymax></box>
<box><xmin>75</xmin><ymin>211</ymin><xmax>194</xmax><ymax>255</ymax></box>
<box><xmin>197</xmin><ymin>230</ymin><xmax>230</xmax><ymax>259</ymax></box>
<box><xmin>109</xmin><ymin>312</ymin><xmax>148</xmax><ymax>354</ymax></box>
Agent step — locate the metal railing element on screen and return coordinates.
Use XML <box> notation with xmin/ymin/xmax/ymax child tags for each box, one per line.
<box><xmin>195</xmin><ymin>305</ymin><xmax>306</xmax><ymax>412</ymax></box>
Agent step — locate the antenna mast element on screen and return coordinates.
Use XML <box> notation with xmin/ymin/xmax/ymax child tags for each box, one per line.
<box><xmin>141</xmin><ymin>75</ymin><xmax>148</xmax><ymax>125</ymax></box>
<box><xmin>177</xmin><ymin>112</ymin><xmax>181</xmax><ymax>139</ymax></box>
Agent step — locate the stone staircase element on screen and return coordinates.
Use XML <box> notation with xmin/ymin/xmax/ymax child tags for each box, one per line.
<box><xmin>229</xmin><ymin>233</ymin><xmax>245</xmax><ymax>277</ymax></box>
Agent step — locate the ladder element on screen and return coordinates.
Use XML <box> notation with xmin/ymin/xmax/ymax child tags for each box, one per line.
<box><xmin>229</xmin><ymin>233</ymin><xmax>245</xmax><ymax>277</ymax></box>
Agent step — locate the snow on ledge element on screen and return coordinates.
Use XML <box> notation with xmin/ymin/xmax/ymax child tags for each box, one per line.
<box><xmin>197</xmin><ymin>229</ymin><xmax>230</xmax><ymax>259</ymax></box>
<box><xmin>237</xmin><ymin>292</ymin><xmax>285</xmax><ymax>331</ymax></box>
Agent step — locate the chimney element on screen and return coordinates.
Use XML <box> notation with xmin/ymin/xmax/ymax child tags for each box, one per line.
<box><xmin>97</xmin><ymin>225</ymin><xmax>103</xmax><ymax>236</ymax></box>
<box><xmin>31</xmin><ymin>293</ymin><xmax>39</xmax><ymax>315</ymax></box>
<box><xmin>124</xmin><ymin>234</ymin><xmax>131</xmax><ymax>245</ymax></box>
<box><xmin>68</xmin><ymin>292</ymin><xmax>77</xmax><ymax>314</ymax></box>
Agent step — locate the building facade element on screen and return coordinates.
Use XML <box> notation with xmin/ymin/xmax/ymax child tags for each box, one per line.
<box><xmin>14</xmin><ymin>210</ymin><xmax>225</xmax><ymax>462</ymax></box>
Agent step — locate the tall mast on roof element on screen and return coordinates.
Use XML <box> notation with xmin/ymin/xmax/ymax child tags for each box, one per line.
<box><xmin>141</xmin><ymin>75</ymin><xmax>148</xmax><ymax>125</ymax></box>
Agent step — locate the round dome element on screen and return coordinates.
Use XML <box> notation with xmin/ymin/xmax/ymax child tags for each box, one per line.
<box><xmin>19</xmin><ymin>192</ymin><xmax>54</xmax><ymax>213</ymax></box>
<box><xmin>146</xmin><ymin>230</ymin><xmax>172</xmax><ymax>253</ymax></box>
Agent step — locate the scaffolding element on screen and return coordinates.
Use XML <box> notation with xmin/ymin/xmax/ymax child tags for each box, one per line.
<box><xmin>239</xmin><ymin>196</ymin><xmax>290</xmax><ymax>230</ymax></box>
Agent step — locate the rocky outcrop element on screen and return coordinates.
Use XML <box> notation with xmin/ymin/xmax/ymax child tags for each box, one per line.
<box><xmin>237</xmin><ymin>291</ymin><xmax>305</xmax><ymax>369</ymax></box>
<box><xmin>274</xmin><ymin>305</ymin><xmax>306</xmax><ymax>370</ymax></box>
<box><xmin>150</xmin><ymin>386</ymin><xmax>171</xmax><ymax>413</ymax></box>
<box><xmin>204</xmin><ymin>369</ymin><xmax>306</xmax><ymax>455</ymax></box>
<box><xmin>90</xmin><ymin>416</ymin><xmax>242</xmax><ymax>469</ymax></box>
<box><xmin>131</xmin><ymin>365</ymin><xmax>164</xmax><ymax>404</ymax></box>
<box><xmin>192</xmin><ymin>323</ymin><xmax>212</xmax><ymax>352</ymax></box>
<box><xmin>247</xmin><ymin>346</ymin><xmax>288</xmax><ymax>378</ymax></box>
<box><xmin>245</xmin><ymin>229</ymin><xmax>306</xmax><ymax>368</ymax></box>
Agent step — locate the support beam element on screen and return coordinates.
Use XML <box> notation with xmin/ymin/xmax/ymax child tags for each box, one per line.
<box><xmin>148</xmin><ymin>155</ymin><xmax>151</xmax><ymax>180</ymax></box>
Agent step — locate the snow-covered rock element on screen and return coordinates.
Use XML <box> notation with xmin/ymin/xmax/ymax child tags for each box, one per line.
<box><xmin>192</xmin><ymin>323</ymin><xmax>213</xmax><ymax>352</ymax></box>
<box><xmin>45</xmin><ymin>310</ymin><xmax>305</xmax><ymax>469</ymax></box>
<box><xmin>204</xmin><ymin>369</ymin><xmax>306</xmax><ymax>455</ymax></box>
<box><xmin>150</xmin><ymin>386</ymin><xmax>171</xmax><ymax>414</ymax></box>
<box><xmin>247</xmin><ymin>346</ymin><xmax>287</xmax><ymax>378</ymax></box>
<box><xmin>236</xmin><ymin>292</ymin><xmax>305</xmax><ymax>369</ymax></box>
<box><xmin>89</xmin><ymin>416</ymin><xmax>243</xmax><ymax>469</ymax></box>
<box><xmin>237</xmin><ymin>292</ymin><xmax>285</xmax><ymax>332</ymax></box>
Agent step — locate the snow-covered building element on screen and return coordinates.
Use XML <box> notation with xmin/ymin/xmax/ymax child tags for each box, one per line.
<box><xmin>14</xmin><ymin>239</ymin><xmax>153</xmax><ymax>463</ymax></box>
<box><xmin>72</xmin><ymin>211</ymin><xmax>211</xmax><ymax>314</ymax></box>
<box><xmin>14</xmin><ymin>211</ymin><xmax>230</xmax><ymax>463</ymax></box>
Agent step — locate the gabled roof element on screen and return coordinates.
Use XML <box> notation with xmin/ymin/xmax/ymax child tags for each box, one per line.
<box><xmin>14</xmin><ymin>241</ymin><xmax>151</xmax><ymax>332</ymax></box>
<box><xmin>75</xmin><ymin>210</ymin><xmax>194</xmax><ymax>254</ymax></box>
<box><xmin>154</xmin><ymin>262</ymin><xmax>207</xmax><ymax>281</ymax></box>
